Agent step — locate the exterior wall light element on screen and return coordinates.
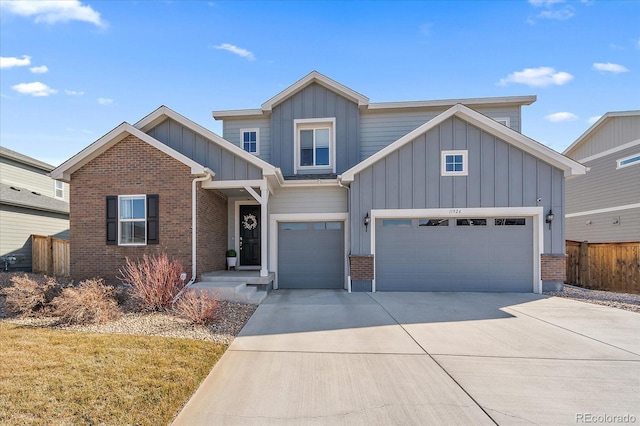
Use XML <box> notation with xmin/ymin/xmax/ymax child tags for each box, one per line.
<box><xmin>545</xmin><ymin>209</ymin><xmax>554</xmax><ymax>230</ymax></box>
<box><xmin>364</xmin><ymin>212</ymin><xmax>370</xmax><ymax>232</ymax></box>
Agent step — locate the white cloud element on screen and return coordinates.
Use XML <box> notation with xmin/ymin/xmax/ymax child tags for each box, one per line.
<box><xmin>537</xmin><ymin>7</ymin><xmax>574</xmax><ymax>20</ymax></box>
<box><xmin>11</xmin><ymin>81</ymin><xmax>57</xmax><ymax>97</ymax></box>
<box><xmin>593</xmin><ymin>62</ymin><xmax>629</xmax><ymax>73</ymax></box>
<box><xmin>29</xmin><ymin>65</ymin><xmax>48</xmax><ymax>74</ymax></box>
<box><xmin>97</xmin><ymin>97</ymin><xmax>113</xmax><ymax>105</ymax></box>
<box><xmin>498</xmin><ymin>67</ymin><xmax>573</xmax><ymax>87</ymax></box>
<box><xmin>213</xmin><ymin>43</ymin><xmax>255</xmax><ymax>61</ymax></box>
<box><xmin>587</xmin><ymin>115</ymin><xmax>602</xmax><ymax>125</ymax></box>
<box><xmin>528</xmin><ymin>0</ymin><xmax>565</xmax><ymax>6</ymax></box>
<box><xmin>545</xmin><ymin>112</ymin><xmax>578</xmax><ymax>122</ymax></box>
<box><xmin>0</xmin><ymin>55</ymin><xmax>31</xmax><ymax>69</ymax></box>
<box><xmin>65</xmin><ymin>89</ymin><xmax>84</xmax><ymax>96</ymax></box>
<box><xmin>0</xmin><ymin>0</ymin><xmax>106</xmax><ymax>28</ymax></box>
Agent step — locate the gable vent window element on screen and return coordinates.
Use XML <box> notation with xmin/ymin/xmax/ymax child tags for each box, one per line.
<box><xmin>616</xmin><ymin>153</ymin><xmax>640</xmax><ymax>169</ymax></box>
<box><xmin>106</xmin><ymin>194</ymin><xmax>159</xmax><ymax>246</ymax></box>
<box><xmin>241</xmin><ymin>129</ymin><xmax>259</xmax><ymax>155</ymax></box>
<box><xmin>441</xmin><ymin>150</ymin><xmax>468</xmax><ymax>176</ymax></box>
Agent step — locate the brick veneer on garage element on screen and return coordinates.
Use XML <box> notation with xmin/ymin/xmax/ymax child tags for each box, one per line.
<box><xmin>541</xmin><ymin>254</ymin><xmax>567</xmax><ymax>282</ymax></box>
<box><xmin>70</xmin><ymin>135</ymin><xmax>227</xmax><ymax>281</ymax></box>
<box><xmin>349</xmin><ymin>255</ymin><xmax>374</xmax><ymax>280</ymax></box>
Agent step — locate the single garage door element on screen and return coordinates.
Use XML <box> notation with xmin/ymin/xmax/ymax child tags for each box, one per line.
<box><xmin>375</xmin><ymin>217</ymin><xmax>533</xmax><ymax>292</ymax></box>
<box><xmin>278</xmin><ymin>221</ymin><xmax>344</xmax><ymax>289</ymax></box>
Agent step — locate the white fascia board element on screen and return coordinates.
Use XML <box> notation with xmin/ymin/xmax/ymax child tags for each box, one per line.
<box><xmin>51</xmin><ymin>123</ymin><xmax>208</xmax><ymax>182</ymax></box>
<box><xmin>563</xmin><ymin>110</ymin><xmax>640</xmax><ymax>156</ymax></box>
<box><xmin>212</xmin><ymin>109</ymin><xmax>265</xmax><ymax>120</ymax></box>
<box><xmin>134</xmin><ymin>105</ymin><xmax>278</xmax><ymax>177</ymax></box>
<box><xmin>201</xmin><ymin>179</ymin><xmax>265</xmax><ymax>190</ymax></box>
<box><xmin>366</xmin><ymin>95</ymin><xmax>537</xmax><ymax>111</ymax></box>
<box><xmin>575</xmin><ymin>139</ymin><xmax>640</xmax><ymax>163</ymax></box>
<box><xmin>280</xmin><ymin>179</ymin><xmax>341</xmax><ymax>188</ymax></box>
<box><xmin>261</xmin><ymin>71</ymin><xmax>369</xmax><ymax>112</ymax></box>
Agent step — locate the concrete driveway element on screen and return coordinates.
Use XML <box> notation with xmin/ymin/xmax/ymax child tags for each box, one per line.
<box><xmin>173</xmin><ymin>291</ymin><xmax>640</xmax><ymax>425</ymax></box>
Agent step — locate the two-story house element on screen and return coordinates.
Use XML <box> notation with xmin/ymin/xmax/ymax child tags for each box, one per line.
<box><xmin>51</xmin><ymin>71</ymin><xmax>585</xmax><ymax>293</ymax></box>
<box><xmin>0</xmin><ymin>147</ymin><xmax>70</xmax><ymax>271</ymax></box>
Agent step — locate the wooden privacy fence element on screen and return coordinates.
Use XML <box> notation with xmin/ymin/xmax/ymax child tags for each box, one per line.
<box><xmin>566</xmin><ymin>240</ymin><xmax>640</xmax><ymax>294</ymax></box>
<box><xmin>32</xmin><ymin>234</ymin><xmax>70</xmax><ymax>277</ymax></box>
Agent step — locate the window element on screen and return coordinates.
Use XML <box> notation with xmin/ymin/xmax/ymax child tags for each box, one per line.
<box><xmin>419</xmin><ymin>218</ymin><xmax>449</xmax><ymax>227</ymax></box>
<box><xmin>495</xmin><ymin>218</ymin><xmax>526</xmax><ymax>226</ymax></box>
<box><xmin>54</xmin><ymin>181</ymin><xmax>64</xmax><ymax>199</ymax></box>
<box><xmin>617</xmin><ymin>153</ymin><xmax>640</xmax><ymax>169</ymax></box>
<box><xmin>241</xmin><ymin>129</ymin><xmax>259</xmax><ymax>154</ymax></box>
<box><xmin>294</xmin><ymin>118</ymin><xmax>335</xmax><ymax>172</ymax></box>
<box><xmin>494</xmin><ymin>117</ymin><xmax>510</xmax><ymax>127</ymax></box>
<box><xmin>441</xmin><ymin>150</ymin><xmax>468</xmax><ymax>176</ymax></box>
<box><xmin>106</xmin><ymin>195</ymin><xmax>159</xmax><ymax>246</ymax></box>
<box><xmin>456</xmin><ymin>218</ymin><xmax>487</xmax><ymax>226</ymax></box>
<box><xmin>381</xmin><ymin>219</ymin><xmax>412</xmax><ymax>228</ymax></box>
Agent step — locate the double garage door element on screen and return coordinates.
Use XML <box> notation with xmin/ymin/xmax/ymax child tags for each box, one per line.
<box><xmin>375</xmin><ymin>217</ymin><xmax>533</xmax><ymax>292</ymax></box>
<box><xmin>278</xmin><ymin>221</ymin><xmax>344</xmax><ymax>289</ymax></box>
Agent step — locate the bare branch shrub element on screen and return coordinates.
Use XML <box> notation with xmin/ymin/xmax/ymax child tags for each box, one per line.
<box><xmin>173</xmin><ymin>289</ymin><xmax>220</xmax><ymax>325</ymax></box>
<box><xmin>0</xmin><ymin>274</ymin><xmax>61</xmax><ymax>317</ymax></box>
<box><xmin>117</xmin><ymin>253</ymin><xmax>187</xmax><ymax>312</ymax></box>
<box><xmin>51</xmin><ymin>278</ymin><xmax>121</xmax><ymax>325</ymax></box>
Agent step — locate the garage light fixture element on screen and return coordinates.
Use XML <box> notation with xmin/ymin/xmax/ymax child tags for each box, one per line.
<box><xmin>364</xmin><ymin>212</ymin><xmax>370</xmax><ymax>232</ymax></box>
<box><xmin>545</xmin><ymin>209</ymin><xmax>554</xmax><ymax>230</ymax></box>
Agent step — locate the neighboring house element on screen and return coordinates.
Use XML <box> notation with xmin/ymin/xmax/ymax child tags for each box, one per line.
<box><xmin>0</xmin><ymin>147</ymin><xmax>70</xmax><ymax>271</ymax></box>
<box><xmin>563</xmin><ymin>111</ymin><xmax>640</xmax><ymax>243</ymax></box>
<box><xmin>51</xmin><ymin>71</ymin><xmax>586</xmax><ymax>293</ymax></box>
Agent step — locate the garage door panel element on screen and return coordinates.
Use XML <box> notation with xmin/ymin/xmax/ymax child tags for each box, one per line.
<box><xmin>376</xmin><ymin>217</ymin><xmax>533</xmax><ymax>292</ymax></box>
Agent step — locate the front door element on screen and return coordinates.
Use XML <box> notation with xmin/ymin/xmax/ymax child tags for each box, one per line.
<box><xmin>239</xmin><ymin>205</ymin><xmax>261</xmax><ymax>266</ymax></box>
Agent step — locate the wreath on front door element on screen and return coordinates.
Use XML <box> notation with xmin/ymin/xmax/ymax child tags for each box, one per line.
<box><xmin>242</xmin><ymin>214</ymin><xmax>258</xmax><ymax>230</ymax></box>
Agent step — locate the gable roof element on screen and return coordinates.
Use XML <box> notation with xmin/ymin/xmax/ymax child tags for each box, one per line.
<box><xmin>563</xmin><ymin>110</ymin><xmax>640</xmax><ymax>156</ymax></box>
<box><xmin>0</xmin><ymin>146</ymin><xmax>55</xmax><ymax>172</ymax></box>
<box><xmin>0</xmin><ymin>182</ymin><xmax>69</xmax><ymax>214</ymax></box>
<box><xmin>340</xmin><ymin>104</ymin><xmax>586</xmax><ymax>182</ymax></box>
<box><xmin>50</xmin><ymin>123</ymin><xmax>208</xmax><ymax>182</ymax></box>
<box><xmin>135</xmin><ymin>106</ymin><xmax>278</xmax><ymax>177</ymax></box>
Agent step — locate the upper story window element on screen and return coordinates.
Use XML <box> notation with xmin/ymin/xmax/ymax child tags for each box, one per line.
<box><xmin>616</xmin><ymin>153</ymin><xmax>640</xmax><ymax>169</ymax></box>
<box><xmin>494</xmin><ymin>117</ymin><xmax>510</xmax><ymax>127</ymax></box>
<box><xmin>294</xmin><ymin>118</ymin><xmax>335</xmax><ymax>173</ymax></box>
<box><xmin>441</xmin><ymin>150</ymin><xmax>468</xmax><ymax>176</ymax></box>
<box><xmin>241</xmin><ymin>129</ymin><xmax>259</xmax><ymax>155</ymax></box>
<box><xmin>54</xmin><ymin>181</ymin><xmax>64</xmax><ymax>199</ymax></box>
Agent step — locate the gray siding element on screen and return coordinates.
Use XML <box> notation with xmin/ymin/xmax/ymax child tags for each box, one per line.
<box><xmin>270</xmin><ymin>83</ymin><xmax>360</xmax><ymax>175</ymax></box>
<box><xmin>350</xmin><ymin>116</ymin><xmax>565</xmax><ymax>255</ymax></box>
<box><xmin>269</xmin><ymin>187</ymin><xmax>348</xmax><ymax>214</ymax></box>
<box><xmin>565</xmin><ymin>145</ymin><xmax>640</xmax><ymax>243</ymax></box>
<box><xmin>360</xmin><ymin>105</ymin><xmax>521</xmax><ymax>160</ymax></box>
<box><xmin>147</xmin><ymin>118</ymin><xmax>263</xmax><ymax>181</ymax></box>
<box><xmin>0</xmin><ymin>205</ymin><xmax>69</xmax><ymax>271</ymax></box>
<box><xmin>222</xmin><ymin>118</ymin><xmax>272</xmax><ymax>163</ymax></box>
<box><xmin>568</xmin><ymin>116</ymin><xmax>640</xmax><ymax>160</ymax></box>
<box><xmin>0</xmin><ymin>157</ymin><xmax>69</xmax><ymax>202</ymax></box>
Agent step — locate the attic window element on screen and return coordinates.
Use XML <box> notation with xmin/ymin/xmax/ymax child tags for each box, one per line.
<box><xmin>617</xmin><ymin>153</ymin><xmax>640</xmax><ymax>169</ymax></box>
<box><xmin>441</xmin><ymin>150</ymin><xmax>468</xmax><ymax>176</ymax></box>
<box><xmin>494</xmin><ymin>117</ymin><xmax>510</xmax><ymax>127</ymax></box>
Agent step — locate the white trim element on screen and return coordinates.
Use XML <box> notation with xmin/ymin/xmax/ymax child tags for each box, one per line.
<box><xmin>366</xmin><ymin>96</ymin><xmax>536</xmax><ymax>111</ymax></box>
<box><xmin>565</xmin><ymin>203</ymin><xmax>640</xmax><ymax>218</ymax></box>
<box><xmin>240</xmin><ymin>128</ymin><xmax>260</xmax><ymax>155</ymax></box>
<box><xmin>213</xmin><ymin>109</ymin><xmax>264</xmax><ymax>119</ymax></box>
<box><xmin>234</xmin><ymin>200</ymin><xmax>260</xmax><ymax>268</ymax></box>
<box><xmin>494</xmin><ymin>117</ymin><xmax>510</xmax><ymax>127</ymax></box>
<box><xmin>563</xmin><ymin>110</ymin><xmax>640</xmax><ymax>156</ymax></box>
<box><xmin>269</xmin><ymin>212</ymin><xmax>349</xmax><ymax>290</ymax></box>
<box><xmin>616</xmin><ymin>152</ymin><xmax>640</xmax><ymax>169</ymax></box>
<box><xmin>261</xmin><ymin>71</ymin><xmax>369</xmax><ymax>112</ymax></box>
<box><xmin>117</xmin><ymin>194</ymin><xmax>147</xmax><ymax>246</ymax></box>
<box><xmin>340</xmin><ymin>104</ymin><xmax>586</xmax><ymax>182</ymax></box>
<box><xmin>293</xmin><ymin>117</ymin><xmax>336</xmax><ymax>174</ymax></box>
<box><xmin>441</xmin><ymin>150</ymin><xmax>468</xmax><ymax>176</ymax></box>
<box><xmin>51</xmin><ymin>122</ymin><xmax>208</xmax><ymax>182</ymax></box>
<box><xmin>369</xmin><ymin>207</ymin><xmax>544</xmax><ymax>294</ymax></box>
<box><xmin>54</xmin><ymin>180</ymin><xmax>64</xmax><ymax>199</ymax></box>
<box><xmin>574</xmin><ymin>139</ymin><xmax>640</xmax><ymax>163</ymax></box>
<box><xmin>202</xmin><ymin>179</ymin><xmax>265</xmax><ymax>190</ymax></box>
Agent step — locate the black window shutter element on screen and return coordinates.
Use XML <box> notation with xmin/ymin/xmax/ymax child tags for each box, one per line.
<box><xmin>106</xmin><ymin>196</ymin><xmax>118</xmax><ymax>245</ymax></box>
<box><xmin>147</xmin><ymin>194</ymin><xmax>159</xmax><ymax>245</ymax></box>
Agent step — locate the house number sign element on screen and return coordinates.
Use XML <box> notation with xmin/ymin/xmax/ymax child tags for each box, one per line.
<box><xmin>448</xmin><ymin>209</ymin><xmax>462</xmax><ymax>214</ymax></box>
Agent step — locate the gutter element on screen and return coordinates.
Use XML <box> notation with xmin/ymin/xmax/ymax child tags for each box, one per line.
<box><xmin>190</xmin><ymin>168</ymin><xmax>214</xmax><ymax>283</ymax></box>
<box><xmin>337</xmin><ymin>176</ymin><xmax>352</xmax><ymax>293</ymax></box>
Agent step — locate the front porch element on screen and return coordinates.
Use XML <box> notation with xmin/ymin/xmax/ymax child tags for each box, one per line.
<box><xmin>190</xmin><ymin>270</ymin><xmax>275</xmax><ymax>305</ymax></box>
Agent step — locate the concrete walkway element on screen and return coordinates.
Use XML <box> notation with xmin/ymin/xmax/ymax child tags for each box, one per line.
<box><xmin>173</xmin><ymin>291</ymin><xmax>640</xmax><ymax>425</ymax></box>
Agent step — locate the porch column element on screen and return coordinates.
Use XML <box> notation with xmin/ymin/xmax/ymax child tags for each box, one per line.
<box><xmin>260</xmin><ymin>185</ymin><xmax>269</xmax><ymax>277</ymax></box>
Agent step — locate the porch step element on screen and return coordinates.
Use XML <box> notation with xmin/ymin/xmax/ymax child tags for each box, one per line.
<box><xmin>189</xmin><ymin>281</ymin><xmax>267</xmax><ymax>305</ymax></box>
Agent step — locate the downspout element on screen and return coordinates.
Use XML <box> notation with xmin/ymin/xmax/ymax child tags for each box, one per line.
<box><xmin>337</xmin><ymin>176</ymin><xmax>351</xmax><ymax>293</ymax></box>
<box><xmin>190</xmin><ymin>168</ymin><xmax>214</xmax><ymax>283</ymax></box>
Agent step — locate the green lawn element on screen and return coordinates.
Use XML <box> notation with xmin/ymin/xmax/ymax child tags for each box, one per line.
<box><xmin>0</xmin><ymin>322</ymin><xmax>225</xmax><ymax>425</ymax></box>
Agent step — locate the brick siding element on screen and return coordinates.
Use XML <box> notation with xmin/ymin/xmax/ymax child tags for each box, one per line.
<box><xmin>70</xmin><ymin>134</ymin><xmax>227</xmax><ymax>281</ymax></box>
<box><xmin>541</xmin><ymin>254</ymin><xmax>566</xmax><ymax>282</ymax></box>
<box><xmin>349</xmin><ymin>255</ymin><xmax>374</xmax><ymax>280</ymax></box>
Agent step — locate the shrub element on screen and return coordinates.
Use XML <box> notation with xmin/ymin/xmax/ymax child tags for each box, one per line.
<box><xmin>51</xmin><ymin>278</ymin><xmax>122</xmax><ymax>325</ymax></box>
<box><xmin>0</xmin><ymin>274</ymin><xmax>61</xmax><ymax>317</ymax></box>
<box><xmin>117</xmin><ymin>253</ymin><xmax>187</xmax><ymax>312</ymax></box>
<box><xmin>173</xmin><ymin>289</ymin><xmax>220</xmax><ymax>325</ymax></box>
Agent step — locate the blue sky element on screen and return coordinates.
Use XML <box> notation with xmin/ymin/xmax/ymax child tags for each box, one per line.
<box><xmin>1</xmin><ymin>0</ymin><xmax>638</xmax><ymax>166</ymax></box>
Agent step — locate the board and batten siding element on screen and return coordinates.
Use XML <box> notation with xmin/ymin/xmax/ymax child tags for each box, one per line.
<box><xmin>350</xmin><ymin>116</ymin><xmax>564</xmax><ymax>254</ymax></box>
<box><xmin>0</xmin><ymin>157</ymin><xmax>69</xmax><ymax>202</ymax></box>
<box><xmin>0</xmin><ymin>205</ymin><xmax>69</xmax><ymax>271</ymax></box>
<box><xmin>359</xmin><ymin>105</ymin><xmax>521</xmax><ymax>161</ymax></box>
<box><xmin>271</xmin><ymin>83</ymin><xmax>360</xmax><ymax>175</ymax></box>
<box><xmin>147</xmin><ymin>118</ymin><xmax>263</xmax><ymax>181</ymax></box>
<box><xmin>222</xmin><ymin>118</ymin><xmax>272</xmax><ymax>164</ymax></box>
<box><xmin>567</xmin><ymin>116</ymin><xmax>640</xmax><ymax>160</ymax></box>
